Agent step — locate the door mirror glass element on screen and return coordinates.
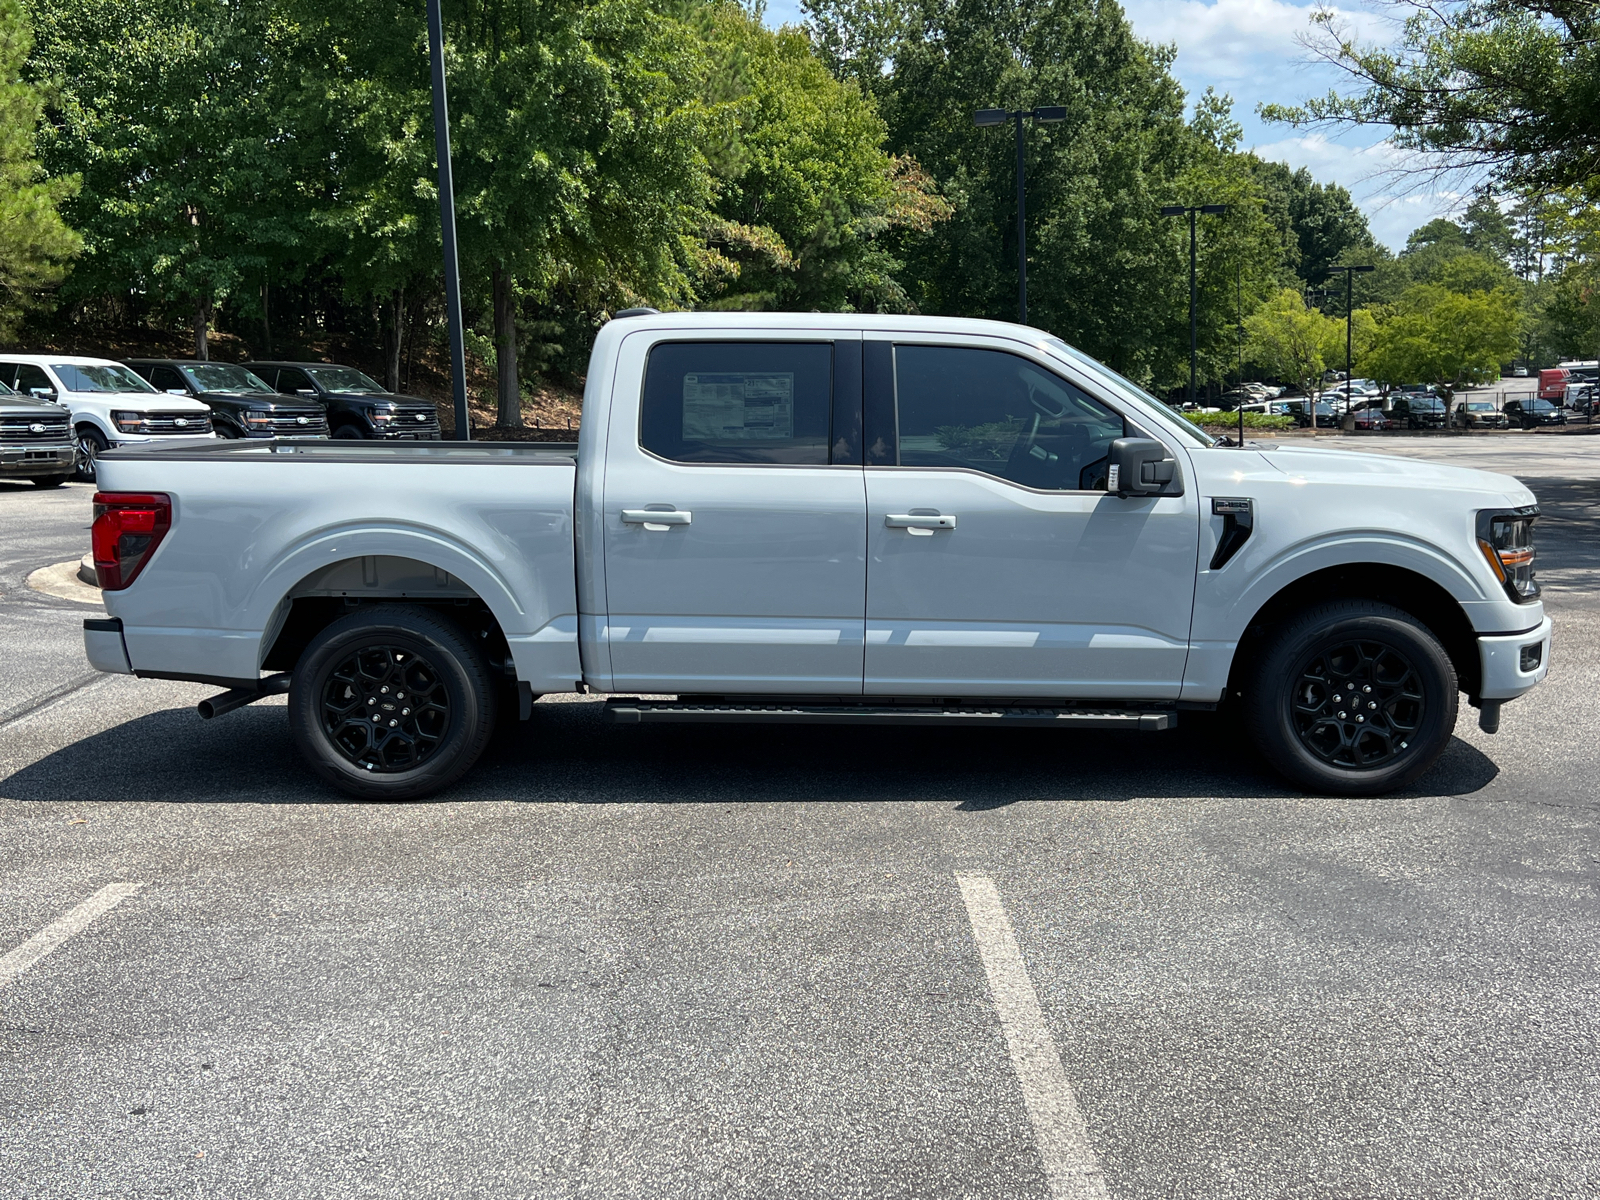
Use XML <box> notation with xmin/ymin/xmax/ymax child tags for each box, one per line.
<box><xmin>1107</xmin><ymin>437</ymin><xmax>1176</xmax><ymax>496</ymax></box>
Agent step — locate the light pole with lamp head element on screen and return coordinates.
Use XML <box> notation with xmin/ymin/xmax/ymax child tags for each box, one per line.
<box><xmin>975</xmin><ymin>106</ymin><xmax>1067</xmax><ymax>325</ymax></box>
<box><xmin>1322</xmin><ymin>264</ymin><xmax>1375</xmax><ymax>419</ymax></box>
<box><xmin>1160</xmin><ymin>203</ymin><xmax>1228</xmax><ymax>410</ymax></box>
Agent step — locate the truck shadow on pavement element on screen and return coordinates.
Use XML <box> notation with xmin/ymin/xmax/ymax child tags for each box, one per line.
<box><xmin>2</xmin><ymin>696</ymin><xmax>1500</xmax><ymax>807</ymax></box>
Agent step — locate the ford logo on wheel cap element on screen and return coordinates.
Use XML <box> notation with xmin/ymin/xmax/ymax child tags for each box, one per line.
<box><xmin>29</xmin><ymin>423</ymin><xmax>44</xmax><ymax>433</ymax></box>
<box><xmin>174</xmin><ymin>417</ymin><xmax>189</xmax><ymax>427</ymax></box>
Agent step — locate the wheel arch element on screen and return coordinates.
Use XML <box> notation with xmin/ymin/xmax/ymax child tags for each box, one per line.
<box><xmin>1225</xmin><ymin>562</ymin><xmax>1481</xmax><ymax>703</ymax></box>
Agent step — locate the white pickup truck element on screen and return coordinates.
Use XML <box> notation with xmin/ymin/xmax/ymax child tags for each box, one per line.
<box><xmin>82</xmin><ymin>313</ymin><xmax>1550</xmax><ymax>799</ymax></box>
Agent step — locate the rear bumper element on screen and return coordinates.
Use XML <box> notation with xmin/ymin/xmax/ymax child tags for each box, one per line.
<box><xmin>0</xmin><ymin>443</ymin><xmax>75</xmax><ymax>475</ymax></box>
<box><xmin>1478</xmin><ymin>616</ymin><xmax>1552</xmax><ymax>701</ymax></box>
<box><xmin>84</xmin><ymin>617</ymin><xmax>133</xmax><ymax>674</ymax></box>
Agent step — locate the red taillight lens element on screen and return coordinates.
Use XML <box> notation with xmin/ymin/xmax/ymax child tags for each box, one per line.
<box><xmin>92</xmin><ymin>492</ymin><xmax>171</xmax><ymax>590</ymax></box>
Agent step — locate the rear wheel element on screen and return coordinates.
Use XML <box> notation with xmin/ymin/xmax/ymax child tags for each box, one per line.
<box><xmin>288</xmin><ymin>604</ymin><xmax>497</xmax><ymax>800</ymax></box>
<box><xmin>1245</xmin><ymin>600</ymin><xmax>1458</xmax><ymax>796</ymax></box>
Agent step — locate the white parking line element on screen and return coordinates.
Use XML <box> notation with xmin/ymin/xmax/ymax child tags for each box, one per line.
<box><xmin>956</xmin><ymin>871</ymin><xmax>1110</xmax><ymax>1200</ymax></box>
<box><xmin>0</xmin><ymin>882</ymin><xmax>144</xmax><ymax>990</ymax></box>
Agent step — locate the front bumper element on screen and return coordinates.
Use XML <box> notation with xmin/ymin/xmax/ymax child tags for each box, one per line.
<box><xmin>1478</xmin><ymin>616</ymin><xmax>1552</xmax><ymax>701</ymax></box>
<box><xmin>0</xmin><ymin>442</ymin><xmax>75</xmax><ymax>475</ymax></box>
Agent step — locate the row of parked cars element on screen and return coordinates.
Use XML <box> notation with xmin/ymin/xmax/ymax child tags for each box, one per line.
<box><xmin>0</xmin><ymin>353</ymin><xmax>443</xmax><ymax>485</ymax></box>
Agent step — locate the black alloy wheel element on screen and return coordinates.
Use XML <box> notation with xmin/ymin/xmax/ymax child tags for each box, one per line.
<box><xmin>76</xmin><ymin>427</ymin><xmax>107</xmax><ymax>481</ymax></box>
<box><xmin>1245</xmin><ymin>600</ymin><xmax>1458</xmax><ymax>795</ymax></box>
<box><xmin>289</xmin><ymin>604</ymin><xmax>497</xmax><ymax>800</ymax></box>
<box><xmin>320</xmin><ymin>644</ymin><xmax>451</xmax><ymax>772</ymax></box>
<box><xmin>1288</xmin><ymin>639</ymin><xmax>1424</xmax><ymax>769</ymax></box>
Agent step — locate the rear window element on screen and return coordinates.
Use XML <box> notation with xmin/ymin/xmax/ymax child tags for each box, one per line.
<box><xmin>640</xmin><ymin>342</ymin><xmax>832</xmax><ymax>465</ymax></box>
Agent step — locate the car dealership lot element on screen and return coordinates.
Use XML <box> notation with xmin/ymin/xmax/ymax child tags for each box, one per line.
<box><xmin>2</xmin><ymin>438</ymin><xmax>1598</xmax><ymax>1199</ymax></box>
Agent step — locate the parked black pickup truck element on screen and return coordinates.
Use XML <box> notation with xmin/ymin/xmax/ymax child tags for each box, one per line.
<box><xmin>244</xmin><ymin>362</ymin><xmax>442</xmax><ymax>440</ymax></box>
<box><xmin>1390</xmin><ymin>396</ymin><xmax>1450</xmax><ymax>429</ymax></box>
<box><xmin>1504</xmin><ymin>398</ymin><xmax>1569</xmax><ymax>429</ymax></box>
<box><xmin>125</xmin><ymin>360</ymin><xmax>330</xmax><ymax>440</ymax></box>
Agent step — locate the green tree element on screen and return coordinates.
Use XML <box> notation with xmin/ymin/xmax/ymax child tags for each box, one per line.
<box><xmin>1262</xmin><ymin>3</ymin><xmax>1600</xmax><ymax>195</ymax></box>
<box><xmin>1244</xmin><ymin>288</ymin><xmax>1342</xmax><ymax>394</ymax></box>
<box><xmin>0</xmin><ymin>0</ymin><xmax>78</xmax><ymax>337</ymax></box>
<box><xmin>1366</xmin><ymin>283</ymin><xmax>1519</xmax><ymax>393</ymax></box>
<box><xmin>27</xmin><ymin>0</ymin><xmax>304</xmax><ymax>357</ymax></box>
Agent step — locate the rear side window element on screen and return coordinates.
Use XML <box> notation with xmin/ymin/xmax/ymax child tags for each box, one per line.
<box><xmin>891</xmin><ymin>345</ymin><xmax>1125</xmax><ymax>491</ymax></box>
<box><xmin>148</xmin><ymin>365</ymin><xmax>186</xmax><ymax>391</ymax></box>
<box><xmin>640</xmin><ymin>342</ymin><xmax>832</xmax><ymax>465</ymax></box>
<box><xmin>276</xmin><ymin>368</ymin><xmax>312</xmax><ymax>393</ymax></box>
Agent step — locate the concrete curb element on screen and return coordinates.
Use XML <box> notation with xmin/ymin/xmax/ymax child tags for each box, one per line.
<box><xmin>27</xmin><ymin>559</ymin><xmax>104</xmax><ymax>606</ymax></box>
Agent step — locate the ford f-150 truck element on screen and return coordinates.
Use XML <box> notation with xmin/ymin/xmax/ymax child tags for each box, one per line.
<box><xmin>81</xmin><ymin>313</ymin><xmax>1551</xmax><ymax>800</ymax></box>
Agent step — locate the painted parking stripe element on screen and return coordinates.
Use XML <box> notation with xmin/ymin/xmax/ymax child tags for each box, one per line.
<box><xmin>0</xmin><ymin>882</ymin><xmax>144</xmax><ymax>990</ymax></box>
<box><xmin>956</xmin><ymin>871</ymin><xmax>1109</xmax><ymax>1200</ymax></box>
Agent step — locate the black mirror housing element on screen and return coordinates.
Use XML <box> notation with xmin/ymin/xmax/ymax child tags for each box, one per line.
<box><xmin>1107</xmin><ymin>437</ymin><xmax>1178</xmax><ymax>497</ymax></box>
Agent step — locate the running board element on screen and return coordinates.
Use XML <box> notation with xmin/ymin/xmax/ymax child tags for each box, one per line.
<box><xmin>605</xmin><ymin>700</ymin><xmax>1175</xmax><ymax>731</ymax></box>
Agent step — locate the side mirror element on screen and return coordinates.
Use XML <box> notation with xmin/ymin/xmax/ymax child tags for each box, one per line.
<box><xmin>29</xmin><ymin>387</ymin><xmax>56</xmax><ymax>401</ymax></box>
<box><xmin>1107</xmin><ymin>437</ymin><xmax>1178</xmax><ymax>497</ymax></box>
<box><xmin>166</xmin><ymin>388</ymin><xmax>188</xmax><ymax>396</ymax></box>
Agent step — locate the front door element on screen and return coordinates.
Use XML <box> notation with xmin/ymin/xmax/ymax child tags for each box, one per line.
<box><xmin>863</xmin><ymin>336</ymin><xmax>1200</xmax><ymax>699</ymax></box>
<box><xmin>600</xmin><ymin>334</ymin><xmax>867</xmax><ymax>694</ymax></box>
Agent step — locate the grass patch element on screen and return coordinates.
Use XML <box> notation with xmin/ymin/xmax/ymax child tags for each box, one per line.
<box><xmin>1192</xmin><ymin>412</ymin><xmax>1295</xmax><ymax>429</ymax></box>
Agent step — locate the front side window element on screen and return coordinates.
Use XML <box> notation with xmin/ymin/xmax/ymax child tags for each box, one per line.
<box><xmin>892</xmin><ymin>345</ymin><xmax>1125</xmax><ymax>491</ymax></box>
<box><xmin>52</xmin><ymin>363</ymin><xmax>155</xmax><ymax>394</ymax></box>
<box><xmin>641</xmin><ymin>341</ymin><xmax>832</xmax><ymax>465</ymax></box>
<box><xmin>16</xmin><ymin>364</ymin><xmax>56</xmax><ymax>395</ymax></box>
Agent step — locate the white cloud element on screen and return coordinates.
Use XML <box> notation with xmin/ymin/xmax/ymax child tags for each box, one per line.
<box><xmin>1250</xmin><ymin>133</ymin><xmax>1465</xmax><ymax>249</ymax></box>
<box><xmin>1122</xmin><ymin>0</ymin><xmax>1391</xmax><ymax>84</ymax></box>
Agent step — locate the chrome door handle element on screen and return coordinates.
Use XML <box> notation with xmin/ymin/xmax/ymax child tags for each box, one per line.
<box><xmin>622</xmin><ymin>509</ymin><xmax>692</xmax><ymax>528</ymax></box>
<box><xmin>885</xmin><ymin>514</ymin><xmax>956</xmax><ymax>530</ymax></box>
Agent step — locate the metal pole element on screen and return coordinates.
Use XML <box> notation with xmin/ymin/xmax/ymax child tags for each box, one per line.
<box><xmin>1188</xmin><ymin>207</ymin><xmax>1198</xmax><ymax>408</ymax></box>
<box><xmin>1016</xmin><ymin>111</ymin><xmax>1028</xmax><ymax>325</ymax></box>
<box><xmin>427</xmin><ymin>0</ymin><xmax>470</xmax><ymax>441</ymax></box>
<box><xmin>1237</xmin><ymin>264</ymin><xmax>1244</xmax><ymax>448</ymax></box>
<box><xmin>1345</xmin><ymin>268</ymin><xmax>1353</xmax><ymax>415</ymax></box>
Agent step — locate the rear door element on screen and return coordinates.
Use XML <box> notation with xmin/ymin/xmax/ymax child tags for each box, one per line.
<box><xmin>599</xmin><ymin>331</ymin><xmax>867</xmax><ymax>694</ymax></box>
<box><xmin>861</xmin><ymin>334</ymin><xmax>1200</xmax><ymax>699</ymax></box>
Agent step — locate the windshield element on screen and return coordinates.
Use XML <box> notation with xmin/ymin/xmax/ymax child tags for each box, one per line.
<box><xmin>185</xmin><ymin>364</ymin><xmax>276</xmax><ymax>393</ymax></box>
<box><xmin>1043</xmin><ymin>337</ymin><xmax>1218</xmax><ymax>447</ymax></box>
<box><xmin>306</xmin><ymin>366</ymin><xmax>385</xmax><ymax>393</ymax></box>
<box><xmin>1466</xmin><ymin>402</ymin><xmax>1494</xmax><ymax>411</ymax></box>
<box><xmin>52</xmin><ymin>363</ymin><xmax>155</xmax><ymax>394</ymax></box>
<box><xmin>0</xmin><ymin>378</ymin><xmax>14</xmax><ymax>395</ymax></box>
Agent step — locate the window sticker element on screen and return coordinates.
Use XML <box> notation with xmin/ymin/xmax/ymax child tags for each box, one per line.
<box><xmin>682</xmin><ymin>372</ymin><xmax>794</xmax><ymax>440</ymax></box>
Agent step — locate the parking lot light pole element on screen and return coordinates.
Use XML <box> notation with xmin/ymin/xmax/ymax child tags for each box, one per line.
<box><xmin>1160</xmin><ymin>203</ymin><xmax>1229</xmax><ymax>408</ymax></box>
<box><xmin>1322</xmin><ymin>264</ymin><xmax>1374</xmax><ymax>416</ymax></box>
<box><xmin>974</xmin><ymin>106</ymin><xmax>1067</xmax><ymax>325</ymax></box>
<box><xmin>427</xmin><ymin>0</ymin><xmax>470</xmax><ymax>441</ymax></box>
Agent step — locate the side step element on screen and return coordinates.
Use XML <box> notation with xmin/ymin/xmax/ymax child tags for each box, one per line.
<box><xmin>605</xmin><ymin>700</ymin><xmax>1175</xmax><ymax>731</ymax></box>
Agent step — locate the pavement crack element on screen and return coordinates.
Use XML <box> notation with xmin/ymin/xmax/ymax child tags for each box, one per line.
<box><xmin>0</xmin><ymin>672</ymin><xmax>104</xmax><ymax>732</ymax></box>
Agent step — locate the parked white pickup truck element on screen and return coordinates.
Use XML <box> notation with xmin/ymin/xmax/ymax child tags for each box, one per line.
<box><xmin>82</xmin><ymin>313</ymin><xmax>1550</xmax><ymax>799</ymax></box>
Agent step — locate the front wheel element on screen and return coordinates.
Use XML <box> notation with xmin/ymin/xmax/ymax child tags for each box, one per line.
<box><xmin>288</xmin><ymin>604</ymin><xmax>497</xmax><ymax>800</ymax></box>
<box><xmin>33</xmin><ymin>475</ymin><xmax>69</xmax><ymax>488</ymax></box>
<box><xmin>1245</xmin><ymin>600</ymin><xmax>1458</xmax><ymax>796</ymax></box>
<box><xmin>75</xmin><ymin>427</ymin><xmax>107</xmax><ymax>481</ymax></box>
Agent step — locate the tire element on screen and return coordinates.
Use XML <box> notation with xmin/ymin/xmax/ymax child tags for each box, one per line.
<box><xmin>75</xmin><ymin>426</ymin><xmax>107</xmax><ymax>481</ymax></box>
<box><xmin>1244</xmin><ymin>600</ymin><xmax>1458</xmax><ymax>796</ymax></box>
<box><xmin>288</xmin><ymin>604</ymin><xmax>497</xmax><ymax>800</ymax></box>
<box><xmin>32</xmin><ymin>475</ymin><xmax>69</xmax><ymax>488</ymax></box>
<box><xmin>332</xmin><ymin>425</ymin><xmax>365</xmax><ymax>440</ymax></box>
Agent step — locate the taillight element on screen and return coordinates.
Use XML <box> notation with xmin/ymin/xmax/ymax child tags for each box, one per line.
<box><xmin>92</xmin><ymin>492</ymin><xmax>171</xmax><ymax>590</ymax></box>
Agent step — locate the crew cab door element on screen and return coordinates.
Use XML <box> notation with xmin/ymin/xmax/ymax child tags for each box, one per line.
<box><xmin>862</xmin><ymin>334</ymin><xmax>1200</xmax><ymax>698</ymax></box>
<box><xmin>599</xmin><ymin>331</ymin><xmax>866</xmax><ymax>694</ymax></box>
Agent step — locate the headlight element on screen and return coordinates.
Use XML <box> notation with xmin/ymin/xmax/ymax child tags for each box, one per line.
<box><xmin>368</xmin><ymin>407</ymin><xmax>395</xmax><ymax>423</ymax></box>
<box><xmin>243</xmin><ymin>410</ymin><xmax>274</xmax><ymax>428</ymax></box>
<box><xmin>1477</xmin><ymin>507</ymin><xmax>1539</xmax><ymax>602</ymax></box>
<box><xmin>112</xmin><ymin>411</ymin><xmax>148</xmax><ymax>434</ymax></box>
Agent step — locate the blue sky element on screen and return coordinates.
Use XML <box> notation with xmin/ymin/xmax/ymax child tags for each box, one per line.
<box><xmin>760</xmin><ymin>0</ymin><xmax>1460</xmax><ymax>250</ymax></box>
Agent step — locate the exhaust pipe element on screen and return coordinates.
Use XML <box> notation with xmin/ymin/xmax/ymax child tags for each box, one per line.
<box><xmin>197</xmin><ymin>673</ymin><xmax>291</xmax><ymax>720</ymax></box>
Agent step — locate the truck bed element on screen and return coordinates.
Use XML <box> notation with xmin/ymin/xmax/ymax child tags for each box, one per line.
<box><xmin>101</xmin><ymin>437</ymin><xmax>580</xmax><ymax>466</ymax></box>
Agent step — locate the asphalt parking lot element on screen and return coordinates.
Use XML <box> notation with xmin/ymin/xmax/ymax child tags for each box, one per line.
<box><xmin>3</xmin><ymin>436</ymin><xmax>1598</xmax><ymax>1199</ymax></box>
